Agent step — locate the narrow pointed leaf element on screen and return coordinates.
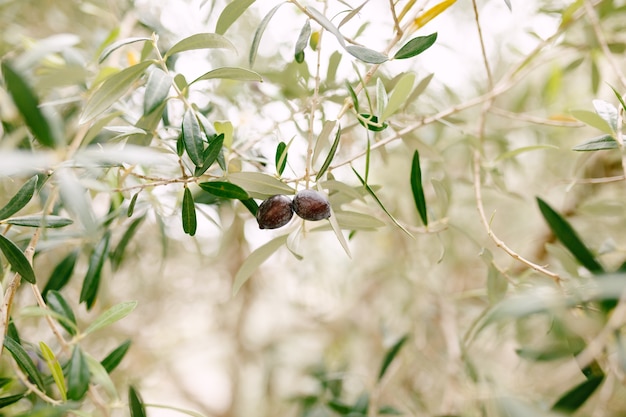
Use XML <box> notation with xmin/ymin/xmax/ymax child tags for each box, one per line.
<box><xmin>99</xmin><ymin>37</ymin><xmax>151</xmax><ymax>63</ymax></box>
<box><xmin>84</xmin><ymin>301</ymin><xmax>138</xmax><ymax>335</ymax></box>
<box><xmin>111</xmin><ymin>214</ymin><xmax>145</xmax><ymax>270</ymax></box>
<box><xmin>394</xmin><ymin>33</ymin><xmax>437</xmax><ymax>60</ymax></box>
<box><xmin>66</xmin><ymin>347</ymin><xmax>90</xmax><ymax>401</ymax></box>
<box><xmin>0</xmin><ymin>234</ymin><xmax>36</xmax><ymax>283</ymax></box>
<box><xmin>240</xmin><ymin>198</ymin><xmax>259</xmax><ymax>217</ymax></box>
<box><xmin>346</xmin><ymin>81</ymin><xmax>359</xmax><ymax>111</ymax></box>
<box><xmin>552</xmin><ymin>374</ymin><xmax>604</xmax><ymax>412</ymax></box>
<box><xmin>382</xmin><ymin>73</ymin><xmax>415</xmax><ymax>121</ymax></box>
<box><xmin>182</xmin><ymin>187</ymin><xmax>197</xmax><ymax>236</ymax></box>
<box><xmin>19</xmin><ymin>306</ymin><xmax>78</xmax><ymax>332</ymax></box>
<box><xmin>233</xmin><ymin>235</ymin><xmax>288</xmax><ymax>295</ymax></box>
<box><xmin>0</xmin><ymin>393</ymin><xmax>26</xmax><ymax>408</ymax></box>
<box><xmin>536</xmin><ymin>198</ymin><xmax>603</xmax><ymax>273</ymax></box>
<box><xmin>0</xmin><ymin>176</ymin><xmax>37</xmax><ymax>220</ymax></box>
<box><xmin>3</xmin><ymin>337</ymin><xmax>46</xmax><ymax>391</ymax></box>
<box><xmin>165</xmin><ymin>33</ymin><xmax>235</xmax><ymax>59</ymax></box>
<box><xmin>42</xmin><ymin>250</ymin><xmax>78</xmax><ymax>297</ymax></box>
<box><xmin>413</xmin><ymin>0</ymin><xmax>457</xmax><ymax>29</ymax></box>
<box><xmin>376</xmin><ymin>78</ymin><xmax>387</xmax><ymax>119</ymax></box>
<box><xmin>295</xmin><ymin>20</ymin><xmax>311</xmax><ymax>63</ymax></box>
<box><xmin>346</xmin><ymin>45</ymin><xmax>388</xmax><ymax>64</ymax></box>
<box><xmin>228</xmin><ymin>172</ymin><xmax>295</xmax><ymax>198</ymax></box>
<box><xmin>317</xmin><ymin>125</ymin><xmax>341</xmax><ymax>179</ymax></box>
<box><xmin>143</xmin><ymin>68</ymin><xmax>171</xmax><ymax>115</ymax></box>
<box><xmin>572</xmin><ymin>134</ymin><xmax>618</xmax><ymax>151</ymax></box>
<box><xmin>5</xmin><ymin>215</ymin><xmax>73</xmax><ymax>228</ymax></box>
<box><xmin>216</xmin><ymin>0</ymin><xmax>256</xmax><ymax>35</ymax></box>
<box><xmin>353</xmin><ymin>168</ymin><xmax>413</xmax><ymax>238</ymax></box>
<box><xmin>275</xmin><ymin>142</ymin><xmax>288</xmax><ymax>176</ymax></box>
<box><xmin>379</xmin><ymin>335</ymin><xmax>409</xmax><ymax>380</ymax></box>
<box><xmin>46</xmin><ymin>290</ymin><xmax>78</xmax><ymax>335</ymax></box>
<box><xmin>128</xmin><ymin>192</ymin><xmax>139</xmax><ymax>217</ymax></box>
<box><xmin>195</xmin><ymin>134</ymin><xmax>224</xmax><ymax>177</ymax></box>
<box><xmin>129</xmin><ymin>386</ymin><xmax>147</xmax><ymax>417</ymax></box>
<box><xmin>191</xmin><ymin>67</ymin><xmax>262</xmax><ymax>84</ymax></box>
<box><xmin>79</xmin><ymin>232</ymin><xmax>111</xmax><ymax>310</ymax></box>
<box><xmin>249</xmin><ymin>3</ymin><xmax>286</xmax><ymax>67</ymax></box>
<box><xmin>2</xmin><ymin>62</ymin><xmax>59</xmax><ymax>148</ymax></box>
<box><xmin>306</xmin><ymin>6</ymin><xmax>346</xmax><ymax>47</ymax></box>
<box><xmin>198</xmin><ymin>181</ymin><xmax>249</xmax><ymax>200</ymax></box>
<box><xmin>313</xmin><ymin>120</ymin><xmax>338</xmax><ymax>165</ymax></box>
<box><xmin>182</xmin><ymin>109</ymin><xmax>204</xmax><ymax>166</ymax></box>
<box><xmin>339</xmin><ymin>0</ymin><xmax>369</xmax><ymax>28</ymax></box>
<box><xmin>609</xmin><ymin>84</ymin><xmax>626</xmax><ymax>113</ymax></box>
<box><xmin>80</xmin><ymin>60</ymin><xmax>153</xmax><ymax>123</ymax></box>
<box><xmin>570</xmin><ymin>110</ymin><xmax>613</xmax><ymax>134</ymax></box>
<box><xmin>39</xmin><ymin>341</ymin><xmax>67</xmax><ymax>401</ymax></box>
<box><xmin>327</xmin><ymin>206</ymin><xmax>352</xmax><ymax>258</ymax></box>
<box><xmin>101</xmin><ymin>340</ymin><xmax>131</xmax><ymax>373</ymax></box>
<box><xmin>592</xmin><ymin>99</ymin><xmax>618</xmax><ymax>132</ymax></box>
<box><xmin>85</xmin><ymin>353</ymin><xmax>118</xmax><ymax>400</ymax></box>
<box><xmin>411</xmin><ymin>150</ymin><xmax>428</xmax><ymax>226</ymax></box>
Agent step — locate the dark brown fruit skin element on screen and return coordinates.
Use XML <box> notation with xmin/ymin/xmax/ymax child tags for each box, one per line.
<box><xmin>292</xmin><ymin>189</ymin><xmax>331</xmax><ymax>221</ymax></box>
<box><xmin>257</xmin><ymin>195</ymin><xmax>294</xmax><ymax>229</ymax></box>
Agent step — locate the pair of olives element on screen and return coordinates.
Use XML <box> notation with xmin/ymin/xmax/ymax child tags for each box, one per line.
<box><xmin>257</xmin><ymin>189</ymin><xmax>331</xmax><ymax>229</ymax></box>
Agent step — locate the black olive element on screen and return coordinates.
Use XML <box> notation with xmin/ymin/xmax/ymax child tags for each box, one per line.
<box><xmin>257</xmin><ymin>195</ymin><xmax>294</xmax><ymax>229</ymax></box>
<box><xmin>292</xmin><ymin>189</ymin><xmax>331</xmax><ymax>221</ymax></box>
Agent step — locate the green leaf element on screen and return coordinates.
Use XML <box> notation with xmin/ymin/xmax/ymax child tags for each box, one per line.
<box><xmin>487</xmin><ymin>264</ymin><xmax>508</xmax><ymax>304</ymax></box>
<box><xmin>111</xmin><ymin>215</ymin><xmax>145</xmax><ymax>270</ymax></box>
<box><xmin>294</xmin><ymin>20</ymin><xmax>311</xmax><ymax>63</ymax></box>
<box><xmin>165</xmin><ymin>33</ymin><xmax>236</xmax><ymax>59</ymax></box>
<box><xmin>4</xmin><ymin>215</ymin><xmax>73</xmax><ymax>228</ymax></box>
<box><xmin>99</xmin><ymin>37</ymin><xmax>151</xmax><ymax>63</ymax></box>
<box><xmin>80</xmin><ymin>60</ymin><xmax>153</xmax><ymax>123</ymax></box>
<box><xmin>66</xmin><ymin>347</ymin><xmax>90</xmax><ymax>401</ymax></box>
<box><xmin>353</xmin><ymin>392</ymin><xmax>370</xmax><ymax>414</ymax></box>
<box><xmin>346</xmin><ymin>45</ymin><xmax>388</xmax><ymax>64</ymax></box>
<box><xmin>306</xmin><ymin>6</ymin><xmax>346</xmax><ymax>47</ymax></box>
<box><xmin>46</xmin><ymin>290</ymin><xmax>78</xmax><ymax>336</ymax></box>
<box><xmin>495</xmin><ymin>144</ymin><xmax>559</xmax><ymax>161</ymax></box>
<box><xmin>0</xmin><ymin>393</ymin><xmax>26</xmax><ymax>408</ymax></box>
<box><xmin>592</xmin><ymin>99</ymin><xmax>617</xmax><ymax>132</ymax></box>
<box><xmin>194</xmin><ymin>134</ymin><xmax>225</xmax><ymax>177</ymax></box>
<box><xmin>572</xmin><ymin>134</ymin><xmax>618</xmax><ymax>151</ymax></box>
<box><xmin>327</xmin><ymin>205</ymin><xmax>352</xmax><ymax>258</ymax></box>
<box><xmin>382</xmin><ymin>73</ymin><xmax>415</xmax><ymax>121</ymax></box>
<box><xmin>569</xmin><ymin>109</ymin><xmax>614</xmax><ymax>134</ymax></box>
<box><xmin>358</xmin><ymin>114</ymin><xmax>388</xmax><ymax>131</ymax></box>
<box><xmin>536</xmin><ymin>198</ymin><xmax>603</xmax><ymax>273</ymax></box>
<box><xmin>228</xmin><ymin>172</ymin><xmax>296</xmax><ymax>198</ymax></box>
<box><xmin>552</xmin><ymin>374</ymin><xmax>604</xmax><ymax>412</ymax></box>
<box><xmin>379</xmin><ymin>335</ymin><xmax>409</xmax><ymax>381</ymax></box>
<box><xmin>1</xmin><ymin>61</ymin><xmax>60</xmax><ymax>148</ymax></box>
<box><xmin>502</xmin><ymin>0</ymin><xmax>512</xmax><ymax>11</ymax></box>
<box><xmin>275</xmin><ymin>142</ymin><xmax>288</xmax><ymax>176</ymax></box>
<box><xmin>101</xmin><ymin>340</ymin><xmax>131</xmax><ymax>373</ymax></box>
<box><xmin>85</xmin><ymin>353</ymin><xmax>118</xmax><ymax>400</ymax></box>
<box><xmin>249</xmin><ymin>3</ymin><xmax>286</xmax><ymax>67</ymax></box>
<box><xmin>216</xmin><ymin>0</ymin><xmax>256</xmax><ymax>35</ymax></box>
<box><xmin>3</xmin><ymin>337</ymin><xmax>46</xmax><ymax>391</ymax></box>
<box><xmin>39</xmin><ymin>341</ymin><xmax>67</xmax><ymax>401</ymax></box>
<box><xmin>198</xmin><ymin>181</ymin><xmax>249</xmax><ymax>200</ymax></box>
<box><xmin>0</xmin><ymin>176</ymin><xmax>37</xmax><ymax>220</ymax></box>
<box><xmin>191</xmin><ymin>67</ymin><xmax>263</xmax><ymax>84</ymax></box>
<box><xmin>128</xmin><ymin>192</ymin><xmax>139</xmax><ymax>217</ymax></box>
<box><xmin>84</xmin><ymin>301</ymin><xmax>138</xmax><ymax>335</ymax></box>
<box><xmin>0</xmin><ymin>234</ymin><xmax>36</xmax><ymax>283</ymax></box>
<box><xmin>233</xmin><ymin>235</ymin><xmax>288</xmax><ymax>295</ymax></box>
<box><xmin>352</xmin><ymin>168</ymin><xmax>413</xmax><ymax>238</ymax></box>
<box><xmin>378</xmin><ymin>405</ymin><xmax>403</xmax><ymax>415</ymax></box>
<box><xmin>609</xmin><ymin>84</ymin><xmax>626</xmax><ymax>113</ymax></box>
<box><xmin>346</xmin><ymin>81</ymin><xmax>360</xmax><ymax>112</ymax></box>
<box><xmin>79</xmin><ymin>231</ymin><xmax>111</xmax><ymax>310</ymax></box>
<box><xmin>317</xmin><ymin>125</ymin><xmax>341</xmax><ymax>179</ymax></box>
<box><xmin>182</xmin><ymin>109</ymin><xmax>204</xmax><ymax>167</ymax></box>
<box><xmin>240</xmin><ymin>198</ymin><xmax>259</xmax><ymax>217</ymax></box>
<box><xmin>411</xmin><ymin>150</ymin><xmax>428</xmax><ymax>226</ymax></box>
<box><xmin>182</xmin><ymin>187</ymin><xmax>197</xmax><ymax>236</ymax></box>
<box><xmin>313</xmin><ymin>120</ymin><xmax>338</xmax><ymax>166</ymax></box>
<box><xmin>376</xmin><ymin>78</ymin><xmax>387</xmax><ymax>121</ymax></box>
<box><xmin>42</xmin><ymin>250</ymin><xmax>78</xmax><ymax>297</ymax></box>
<box><xmin>394</xmin><ymin>33</ymin><xmax>437</xmax><ymax>60</ymax></box>
<box><xmin>143</xmin><ymin>68</ymin><xmax>171</xmax><ymax>115</ymax></box>
<box><xmin>129</xmin><ymin>386</ymin><xmax>147</xmax><ymax>417</ymax></box>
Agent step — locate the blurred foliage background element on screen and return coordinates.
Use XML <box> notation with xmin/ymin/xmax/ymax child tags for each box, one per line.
<box><xmin>2</xmin><ymin>0</ymin><xmax>626</xmax><ymax>416</ymax></box>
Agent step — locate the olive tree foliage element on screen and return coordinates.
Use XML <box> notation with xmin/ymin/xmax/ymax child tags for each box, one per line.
<box><xmin>1</xmin><ymin>0</ymin><xmax>626</xmax><ymax>415</ymax></box>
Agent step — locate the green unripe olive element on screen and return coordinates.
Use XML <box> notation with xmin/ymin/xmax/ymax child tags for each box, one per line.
<box><xmin>292</xmin><ymin>189</ymin><xmax>331</xmax><ymax>221</ymax></box>
<box><xmin>257</xmin><ymin>195</ymin><xmax>294</xmax><ymax>229</ymax></box>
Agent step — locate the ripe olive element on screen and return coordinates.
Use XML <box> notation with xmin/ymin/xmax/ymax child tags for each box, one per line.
<box><xmin>257</xmin><ymin>195</ymin><xmax>294</xmax><ymax>229</ymax></box>
<box><xmin>292</xmin><ymin>189</ymin><xmax>331</xmax><ymax>221</ymax></box>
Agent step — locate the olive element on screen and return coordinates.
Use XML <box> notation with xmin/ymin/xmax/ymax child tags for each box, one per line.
<box><xmin>257</xmin><ymin>195</ymin><xmax>294</xmax><ymax>229</ymax></box>
<box><xmin>292</xmin><ymin>189</ymin><xmax>331</xmax><ymax>221</ymax></box>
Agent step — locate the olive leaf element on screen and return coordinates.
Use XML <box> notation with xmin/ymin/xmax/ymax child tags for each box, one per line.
<box><xmin>79</xmin><ymin>231</ymin><xmax>111</xmax><ymax>310</ymax></box>
<box><xmin>411</xmin><ymin>150</ymin><xmax>428</xmax><ymax>226</ymax></box>
<box><xmin>0</xmin><ymin>234</ymin><xmax>36</xmax><ymax>284</ymax></box>
<box><xmin>0</xmin><ymin>175</ymin><xmax>38</xmax><ymax>220</ymax></box>
<box><xmin>182</xmin><ymin>187</ymin><xmax>197</xmax><ymax>237</ymax></box>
